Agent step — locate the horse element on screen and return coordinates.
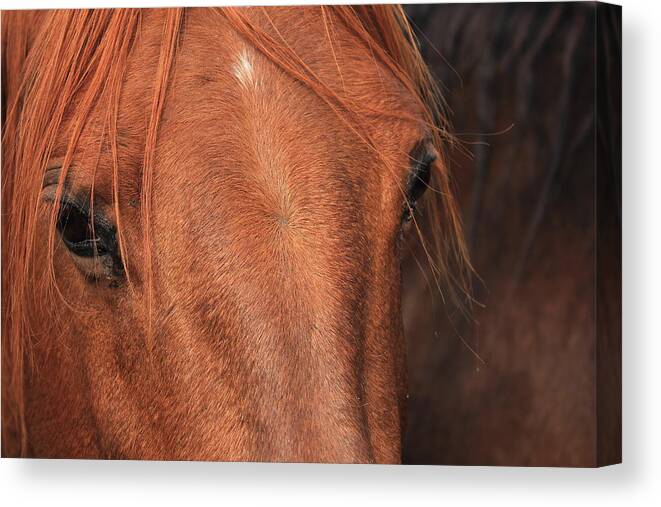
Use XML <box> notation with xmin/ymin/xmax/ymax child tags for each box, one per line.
<box><xmin>1</xmin><ymin>6</ymin><xmax>469</xmax><ymax>462</ymax></box>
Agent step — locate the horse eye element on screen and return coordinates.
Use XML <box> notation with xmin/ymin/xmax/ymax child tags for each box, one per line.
<box><xmin>403</xmin><ymin>142</ymin><xmax>436</xmax><ymax>221</ymax></box>
<box><xmin>407</xmin><ymin>158</ymin><xmax>432</xmax><ymax>204</ymax></box>
<box><xmin>56</xmin><ymin>201</ymin><xmax>109</xmax><ymax>258</ymax></box>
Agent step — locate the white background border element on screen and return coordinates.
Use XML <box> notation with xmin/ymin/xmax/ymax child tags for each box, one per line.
<box><xmin>1</xmin><ymin>0</ymin><xmax>658</xmax><ymax>505</ymax></box>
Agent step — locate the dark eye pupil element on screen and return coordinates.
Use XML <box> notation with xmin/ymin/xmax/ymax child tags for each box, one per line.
<box><xmin>402</xmin><ymin>142</ymin><xmax>437</xmax><ymax>224</ymax></box>
<box><xmin>408</xmin><ymin>161</ymin><xmax>432</xmax><ymax>204</ymax></box>
<box><xmin>57</xmin><ymin>205</ymin><xmax>88</xmax><ymax>243</ymax></box>
<box><xmin>57</xmin><ymin>203</ymin><xmax>107</xmax><ymax>257</ymax></box>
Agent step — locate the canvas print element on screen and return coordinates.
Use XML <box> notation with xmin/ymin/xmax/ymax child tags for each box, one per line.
<box><xmin>1</xmin><ymin>3</ymin><xmax>621</xmax><ymax>466</ymax></box>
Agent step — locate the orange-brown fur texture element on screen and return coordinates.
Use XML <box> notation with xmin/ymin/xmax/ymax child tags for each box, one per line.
<box><xmin>2</xmin><ymin>7</ymin><xmax>467</xmax><ymax>462</ymax></box>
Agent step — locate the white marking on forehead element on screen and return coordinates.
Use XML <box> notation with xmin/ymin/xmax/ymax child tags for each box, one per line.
<box><xmin>233</xmin><ymin>49</ymin><xmax>256</xmax><ymax>88</ymax></box>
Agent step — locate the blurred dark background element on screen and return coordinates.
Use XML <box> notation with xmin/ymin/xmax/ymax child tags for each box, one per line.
<box><xmin>401</xmin><ymin>2</ymin><xmax>621</xmax><ymax>466</ymax></box>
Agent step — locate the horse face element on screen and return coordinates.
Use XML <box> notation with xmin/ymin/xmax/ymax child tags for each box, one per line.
<box><xmin>31</xmin><ymin>9</ymin><xmax>434</xmax><ymax>462</ymax></box>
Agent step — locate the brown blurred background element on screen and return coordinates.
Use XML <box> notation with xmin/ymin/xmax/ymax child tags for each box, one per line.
<box><xmin>401</xmin><ymin>2</ymin><xmax>621</xmax><ymax>466</ymax></box>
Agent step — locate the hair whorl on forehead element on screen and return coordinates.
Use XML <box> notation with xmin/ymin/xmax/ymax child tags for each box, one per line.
<box><xmin>1</xmin><ymin>6</ymin><xmax>470</xmax><ymax>456</ymax></box>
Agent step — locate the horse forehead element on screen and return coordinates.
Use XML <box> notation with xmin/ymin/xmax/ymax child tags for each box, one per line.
<box><xmin>172</xmin><ymin>8</ymin><xmax>415</xmax><ymax>110</ymax></box>
<box><xmin>113</xmin><ymin>8</ymin><xmax>423</xmax><ymax>208</ymax></box>
<box><xmin>143</xmin><ymin>10</ymin><xmax>414</xmax><ymax>166</ymax></box>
